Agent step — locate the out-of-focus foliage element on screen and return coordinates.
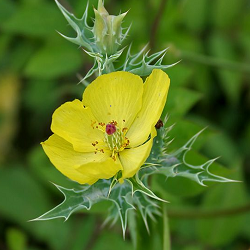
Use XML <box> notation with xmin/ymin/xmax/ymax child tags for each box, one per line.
<box><xmin>0</xmin><ymin>0</ymin><xmax>249</xmax><ymax>250</ymax></box>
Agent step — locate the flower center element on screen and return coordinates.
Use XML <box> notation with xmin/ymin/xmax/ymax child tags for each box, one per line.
<box><xmin>104</xmin><ymin>122</ymin><xmax>129</xmax><ymax>154</ymax></box>
<box><xmin>106</xmin><ymin>123</ymin><xmax>116</xmax><ymax>135</ymax></box>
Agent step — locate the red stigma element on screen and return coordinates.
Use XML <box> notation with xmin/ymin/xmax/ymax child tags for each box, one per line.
<box><xmin>106</xmin><ymin>123</ymin><xmax>116</xmax><ymax>135</ymax></box>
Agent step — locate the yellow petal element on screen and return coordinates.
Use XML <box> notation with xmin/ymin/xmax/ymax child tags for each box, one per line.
<box><xmin>41</xmin><ymin>134</ymin><xmax>112</xmax><ymax>184</ymax></box>
<box><xmin>51</xmin><ymin>99</ymin><xmax>106</xmax><ymax>152</ymax></box>
<box><xmin>75</xmin><ymin>157</ymin><xmax>123</xmax><ymax>180</ymax></box>
<box><xmin>126</xmin><ymin>69</ymin><xmax>170</xmax><ymax>147</ymax></box>
<box><xmin>119</xmin><ymin>136</ymin><xmax>154</xmax><ymax>180</ymax></box>
<box><xmin>82</xmin><ymin>71</ymin><xmax>143</xmax><ymax>130</ymax></box>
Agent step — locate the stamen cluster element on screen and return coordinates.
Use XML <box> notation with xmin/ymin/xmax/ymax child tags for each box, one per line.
<box><xmin>104</xmin><ymin>122</ymin><xmax>129</xmax><ymax>156</ymax></box>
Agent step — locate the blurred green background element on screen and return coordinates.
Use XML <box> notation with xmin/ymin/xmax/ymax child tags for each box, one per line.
<box><xmin>0</xmin><ymin>0</ymin><xmax>250</xmax><ymax>249</ymax></box>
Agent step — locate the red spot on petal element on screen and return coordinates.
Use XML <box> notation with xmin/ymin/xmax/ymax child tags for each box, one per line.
<box><xmin>106</xmin><ymin>123</ymin><xmax>116</xmax><ymax>135</ymax></box>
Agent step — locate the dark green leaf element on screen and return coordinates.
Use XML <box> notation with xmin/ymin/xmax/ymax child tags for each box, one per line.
<box><xmin>163</xmin><ymin>87</ymin><xmax>202</xmax><ymax>118</ymax></box>
<box><xmin>197</xmin><ymin>171</ymin><xmax>247</xmax><ymax>246</ymax></box>
<box><xmin>25</xmin><ymin>37</ymin><xmax>83</xmax><ymax>79</ymax></box>
<box><xmin>2</xmin><ymin>1</ymin><xmax>66</xmax><ymax>37</ymax></box>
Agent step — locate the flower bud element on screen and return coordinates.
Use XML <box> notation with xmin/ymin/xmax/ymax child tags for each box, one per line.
<box><xmin>93</xmin><ymin>0</ymin><xmax>127</xmax><ymax>55</ymax></box>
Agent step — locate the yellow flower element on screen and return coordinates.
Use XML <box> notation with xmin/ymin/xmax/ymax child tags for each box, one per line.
<box><xmin>41</xmin><ymin>69</ymin><xmax>170</xmax><ymax>185</ymax></box>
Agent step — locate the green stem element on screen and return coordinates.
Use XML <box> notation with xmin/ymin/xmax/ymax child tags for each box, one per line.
<box><xmin>162</xmin><ymin>203</ymin><xmax>171</xmax><ymax>250</ymax></box>
<box><xmin>105</xmin><ymin>61</ymin><xmax>116</xmax><ymax>73</ymax></box>
<box><xmin>180</xmin><ymin>50</ymin><xmax>250</xmax><ymax>74</ymax></box>
<box><xmin>150</xmin><ymin>0</ymin><xmax>168</xmax><ymax>50</ymax></box>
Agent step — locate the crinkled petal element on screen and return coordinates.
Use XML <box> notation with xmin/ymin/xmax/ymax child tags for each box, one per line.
<box><xmin>75</xmin><ymin>157</ymin><xmax>123</xmax><ymax>180</ymax></box>
<box><xmin>119</xmin><ymin>134</ymin><xmax>154</xmax><ymax>180</ymax></box>
<box><xmin>82</xmin><ymin>71</ymin><xmax>143</xmax><ymax>130</ymax></box>
<box><xmin>51</xmin><ymin>99</ymin><xmax>106</xmax><ymax>152</ymax></box>
<box><xmin>41</xmin><ymin>134</ymin><xmax>113</xmax><ymax>184</ymax></box>
<box><xmin>126</xmin><ymin>69</ymin><xmax>170</xmax><ymax>147</ymax></box>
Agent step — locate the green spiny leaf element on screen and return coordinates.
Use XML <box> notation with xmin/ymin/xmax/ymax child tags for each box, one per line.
<box><xmin>128</xmin><ymin>175</ymin><xmax>167</xmax><ymax>202</ymax></box>
<box><xmin>80</xmin><ymin>59</ymin><xmax>100</xmax><ymax>82</ymax></box>
<box><xmin>30</xmin><ymin>180</ymin><xmax>110</xmax><ymax>221</ymax></box>
<box><xmin>55</xmin><ymin>0</ymin><xmax>94</xmax><ymax>51</ymax></box>
<box><xmin>120</xmin><ymin>45</ymin><xmax>178</xmax><ymax>76</ymax></box>
<box><xmin>133</xmin><ymin>192</ymin><xmax>161</xmax><ymax>232</ymax></box>
<box><xmin>78</xmin><ymin>47</ymin><xmax>126</xmax><ymax>82</ymax></box>
<box><xmin>146</xmin><ymin>126</ymin><xmax>238</xmax><ymax>186</ymax></box>
<box><xmin>108</xmin><ymin>181</ymin><xmax>135</xmax><ymax>237</ymax></box>
<box><xmin>31</xmin><ymin>179</ymin><xmax>137</xmax><ymax>237</ymax></box>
